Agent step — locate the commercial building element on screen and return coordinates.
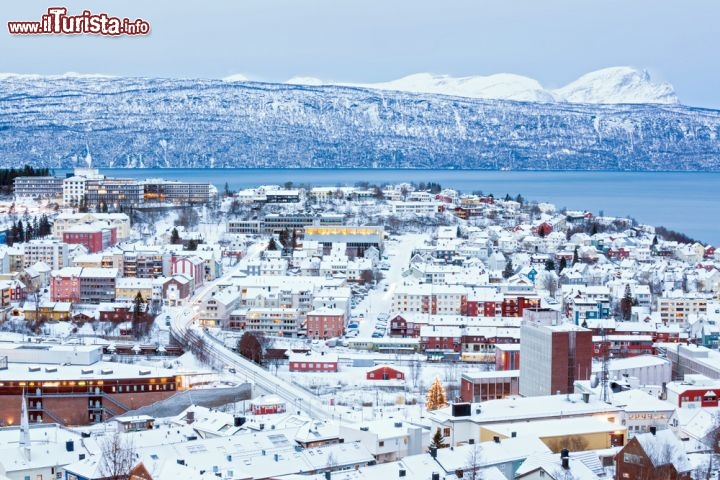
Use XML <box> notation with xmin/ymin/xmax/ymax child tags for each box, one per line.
<box><xmin>0</xmin><ymin>344</ymin><xmax>181</xmax><ymax>425</ymax></box>
<box><xmin>519</xmin><ymin>309</ymin><xmax>592</xmax><ymax>397</ymax></box>
<box><xmin>85</xmin><ymin>178</ymin><xmax>144</xmax><ymax>210</ymax></box>
<box><xmin>143</xmin><ymin>180</ymin><xmax>215</xmax><ymax>204</ymax></box>
<box><xmin>303</xmin><ymin>225</ymin><xmax>384</xmax><ymax>257</ymax></box>
<box><xmin>460</xmin><ymin>369</ymin><xmax>520</xmax><ymax>402</ymax></box>
<box><xmin>13</xmin><ymin>176</ymin><xmax>63</xmax><ymax>199</ymax></box>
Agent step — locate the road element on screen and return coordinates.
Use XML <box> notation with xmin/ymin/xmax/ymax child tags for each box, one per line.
<box><xmin>169</xmin><ymin>239</ymin><xmax>332</xmax><ymax>420</ymax></box>
<box><xmin>352</xmin><ymin>233</ymin><xmax>428</xmax><ymax>338</ymax></box>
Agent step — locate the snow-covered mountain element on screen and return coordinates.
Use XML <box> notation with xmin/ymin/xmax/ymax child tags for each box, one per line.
<box><xmin>0</xmin><ymin>74</ymin><xmax>717</xmax><ymax>171</ymax></box>
<box><xmin>285</xmin><ymin>67</ymin><xmax>678</xmax><ymax>105</ymax></box>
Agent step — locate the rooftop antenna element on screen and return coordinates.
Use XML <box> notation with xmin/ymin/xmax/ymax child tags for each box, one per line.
<box><xmin>599</xmin><ymin>327</ymin><xmax>611</xmax><ymax>404</ymax></box>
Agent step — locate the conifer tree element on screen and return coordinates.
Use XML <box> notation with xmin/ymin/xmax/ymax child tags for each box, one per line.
<box><xmin>559</xmin><ymin>257</ymin><xmax>567</xmax><ymax>273</ymax></box>
<box><xmin>429</xmin><ymin>428</ymin><xmax>449</xmax><ymax>450</ymax></box>
<box><xmin>170</xmin><ymin>227</ymin><xmax>181</xmax><ymax>245</ymax></box>
<box><xmin>426</xmin><ymin>377</ymin><xmax>448</xmax><ymax>411</ymax></box>
<box><xmin>620</xmin><ymin>284</ymin><xmax>633</xmax><ymax>321</ymax></box>
<box><xmin>502</xmin><ymin>259</ymin><xmax>514</xmax><ymax>279</ymax></box>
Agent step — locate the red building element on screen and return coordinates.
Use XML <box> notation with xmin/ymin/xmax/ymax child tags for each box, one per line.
<box><xmin>501</xmin><ymin>296</ymin><xmax>541</xmax><ymax>317</ymax></box>
<box><xmin>592</xmin><ymin>335</ymin><xmax>655</xmax><ymax>359</ymax></box>
<box><xmin>419</xmin><ymin>325</ymin><xmax>462</xmax><ymax>353</ymax></box>
<box><xmin>520</xmin><ymin>316</ymin><xmax>593</xmax><ymax>397</ymax></box>
<box><xmin>305</xmin><ymin>307</ymin><xmax>346</xmax><ymax>339</ymax></box>
<box><xmin>460</xmin><ymin>370</ymin><xmax>519</xmax><ymax>402</ymax></box>
<box><xmin>0</xmin><ymin>360</ymin><xmax>180</xmax><ymax>425</ymax></box>
<box><xmin>63</xmin><ymin>226</ymin><xmax>117</xmax><ymax>253</ymax></box>
<box><xmin>366</xmin><ymin>364</ymin><xmax>405</xmax><ymax>381</ymax></box>
<box><xmin>495</xmin><ymin>343</ymin><xmax>521</xmax><ymax>371</ymax></box>
<box><xmin>250</xmin><ymin>395</ymin><xmax>287</xmax><ymax>415</ymax></box>
<box><xmin>665</xmin><ymin>376</ymin><xmax>720</xmax><ymax>407</ymax></box>
<box><xmin>388</xmin><ymin>314</ymin><xmax>423</xmax><ymax>338</ymax></box>
<box><xmin>288</xmin><ymin>352</ymin><xmax>338</xmax><ymax>372</ymax></box>
<box><xmin>50</xmin><ymin>267</ymin><xmax>82</xmax><ymax>303</ymax></box>
<box><xmin>614</xmin><ymin>430</ymin><xmax>692</xmax><ymax>480</ymax></box>
<box><xmin>98</xmin><ymin>303</ymin><xmax>152</xmax><ymax>324</ymax></box>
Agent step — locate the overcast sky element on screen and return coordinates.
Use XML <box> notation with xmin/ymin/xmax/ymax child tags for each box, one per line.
<box><xmin>2</xmin><ymin>0</ymin><xmax>719</xmax><ymax>107</ymax></box>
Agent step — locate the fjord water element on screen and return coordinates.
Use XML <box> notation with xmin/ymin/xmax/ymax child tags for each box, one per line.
<box><xmin>59</xmin><ymin>169</ymin><xmax>720</xmax><ymax>245</ymax></box>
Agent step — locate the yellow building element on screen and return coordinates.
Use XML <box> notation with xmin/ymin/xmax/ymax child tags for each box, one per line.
<box><xmin>23</xmin><ymin>301</ymin><xmax>71</xmax><ymax>321</ymax></box>
<box><xmin>115</xmin><ymin>277</ymin><xmax>154</xmax><ymax>302</ymax></box>
<box><xmin>480</xmin><ymin>417</ymin><xmax>626</xmax><ymax>452</ymax></box>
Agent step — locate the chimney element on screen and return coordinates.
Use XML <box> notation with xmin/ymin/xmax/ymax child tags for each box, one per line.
<box><xmin>493</xmin><ymin>436</ymin><xmax>500</xmax><ymax>444</ymax></box>
<box><xmin>429</xmin><ymin>446</ymin><xmax>437</xmax><ymax>458</ymax></box>
<box><xmin>399</xmin><ymin>469</ymin><xmax>406</xmax><ymax>477</ymax></box>
<box><xmin>431</xmin><ymin>473</ymin><xmax>440</xmax><ymax>480</ymax></box>
<box><xmin>511</xmin><ymin>432</ymin><xmax>517</xmax><ymax>438</ymax></box>
<box><xmin>582</xmin><ymin>392</ymin><xmax>590</xmax><ymax>404</ymax></box>
<box><xmin>650</xmin><ymin>426</ymin><xmax>657</xmax><ymax>435</ymax></box>
<box><xmin>561</xmin><ymin>449</ymin><xmax>570</xmax><ymax>470</ymax></box>
<box><xmin>324</xmin><ymin>472</ymin><xmax>331</xmax><ymax>480</ymax></box>
<box><xmin>186</xmin><ymin>411</ymin><xmax>195</xmax><ymax>425</ymax></box>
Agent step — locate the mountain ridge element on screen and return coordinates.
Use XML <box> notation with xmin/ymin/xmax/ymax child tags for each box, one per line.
<box><xmin>0</xmin><ymin>75</ymin><xmax>718</xmax><ymax>171</ymax></box>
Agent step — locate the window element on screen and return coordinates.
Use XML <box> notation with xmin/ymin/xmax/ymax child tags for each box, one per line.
<box><xmin>623</xmin><ymin>453</ymin><xmax>641</xmax><ymax>464</ymax></box>
<box><xmin>378</xmin><ymin>441</ymin><xmax>385</xmax><ymax>447</ymax></box>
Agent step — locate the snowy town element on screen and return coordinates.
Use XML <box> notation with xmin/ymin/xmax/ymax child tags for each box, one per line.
<box><xmin>0</xmin><ymin>167</ymin><xmax>719</xmax><ymax>480</ymax></box>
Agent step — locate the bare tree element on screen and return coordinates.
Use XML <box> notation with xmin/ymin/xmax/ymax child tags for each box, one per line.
<box><xmin>463</xmin><ymin>443</ymin><xmax>483</xmax><ymax>480</ymax></box>
<box><xmin>409</xmin><ymin>357</ymin><xmax>422</xmax><ymax>391</ymax></box>
<box><xmin>100</xmin><ymin>431</ymin><xmax>136</xmax><ymax>480</ymax></box>
<box><xmin>540</xmin><ymin>271</ymin><xmax>559</xmax><ymax>297</ymax></box>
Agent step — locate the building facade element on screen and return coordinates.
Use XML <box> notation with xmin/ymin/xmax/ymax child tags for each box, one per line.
<box><xmin>13</xmin><ymin>176</ymin><xmax>63</xmax><ymax>199</ymax></box>
<box><xmin>519</xmin><ymin>310</ymin><xmax>592</xmax><ymax>397</ymax></box>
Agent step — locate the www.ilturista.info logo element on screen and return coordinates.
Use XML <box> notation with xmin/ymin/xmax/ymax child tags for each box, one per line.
<box><xmin>8</xmin><ymin>7</ymin><xmax>150</xmax><ymax>36</ymax></box>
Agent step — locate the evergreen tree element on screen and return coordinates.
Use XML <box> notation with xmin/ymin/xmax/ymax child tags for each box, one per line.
<box><xmin>187</xmin><ymin>239</ymin><xmax>199</xmax><ymax>251</ymax></box>
<box><xmin>170</xmin><ymin>227</ymin><xmax>181</xmax><ymax>245</ymax></box>
<box><xmin>132</xmin><ymin>291</ymin><xmax>146</xmax><ymax>339</ymax></box>
<box><xmin>426</xmin><ymin>377</ymin><xmax>448</xmax><ymax>411</ymax></box>
<box><xmin>224</xmin><ymin>182</ymin><xmax>231</xmax><ymax>197</ymax></box>
<box><xmin>544</xmin><ymin>258</ymin><xmax>556</xmax><ymax>271</ymax></box>
<box><xmin>573</xmin><ymin>246</ymin><xmax>580</xmax><ymax>264</ymax></box>
<box><xmin>16</xmin><ymin>220</ymin><xmax>24</xmax><ymax>243</ymax></box>
<box><xmin>620</xmin><ymin>284</ymin><xmax>633</xmax><ymax>321</ymax></box>
<box><xmin>267</xmin><ymin>237</ymin><xmax>278</xmax><ymax>251</ymax></box>
<box><xmin>559</xmin><ymin>257</ymin><xmax>568</xmax><ymax>273</ymax></box>
<box><xmin>429</xmin><ymin>428</ymin><xmax>449</xmax><ymax>450</ymax></box>
<box><xmin>502</xmin><ymin>259</ymin><xmax>514</xmax><ymax>279</ymax></box>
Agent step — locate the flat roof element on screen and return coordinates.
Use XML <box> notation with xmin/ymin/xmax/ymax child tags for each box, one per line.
<box><xmin>0</xmin><ymin>360</ymin><xmax>177</xmax><ymax>382</ymax></box>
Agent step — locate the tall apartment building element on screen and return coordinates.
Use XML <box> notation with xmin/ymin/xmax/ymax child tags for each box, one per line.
<box><xmin>23</xmin><ymin>239</ymin><xmax>69</xmax><ymax>270</ymax></box>
<box><xmin>51</xmin><ymin>267</ymin><xmax>119</xmax><ymax>304</ymax></box>
<box><xmin>13</xmin><ymin>176</ymin><xmax>63</xmax><ymax>199</ymax></box>
<box><xmin>519</xmin><ymin>308</ymin><xmax>592</xmax><ymax>397</ymax></box>
<box><xmin>79</xmin><ymin>267</ymin><xmax>119</xmax><ymax>304</ymax></box>
<box><xmin>85</xmin><ymin>178</ymin><xmax>143</xmax><ymax>210</ymax></box>
<box><xmin>656</xmin><ymin>294</ymin><xmax>708</xmax><ymax>325</ymax></box>
<box><xmin>122</xmin><ymin>249</ymin><xmax>170</xmax><ymax>278</ymax></box>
